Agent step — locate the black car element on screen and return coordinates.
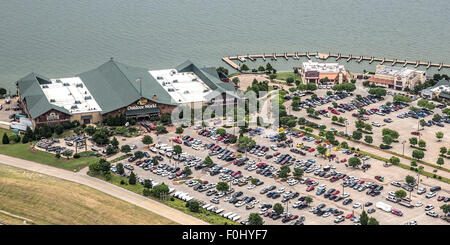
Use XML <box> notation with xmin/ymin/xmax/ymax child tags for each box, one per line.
<box><xmin>343</xmin><ymin>199</ymin><xmax>353</xmax><ymax>205</ymax></box>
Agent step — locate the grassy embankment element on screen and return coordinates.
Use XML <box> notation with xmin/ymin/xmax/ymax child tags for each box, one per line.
<box><xmin>0</xmin><ymin>128</ymin><xmax>97</xmax><ymax>172</ymax></box>
<box><xmin>0</xmin><ymin>164</ymin><xmax>178</xmax><ymax>225</ymax></box>
<box><xmin>95</xmin><ymin>173</ymin><xmax>240</xmax><ymax>225</ymax></box>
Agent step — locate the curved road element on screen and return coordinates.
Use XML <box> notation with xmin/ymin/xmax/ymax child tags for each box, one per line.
<box><xmin>0</xmin><ymin>154</ymin><xmax>208</xmax><ymax>225</ymax></box>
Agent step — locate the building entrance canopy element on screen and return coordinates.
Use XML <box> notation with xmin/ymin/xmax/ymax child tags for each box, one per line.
<box><xmin>125</xmin><ymin>107</ymin><xmax>160</xmax><ymax>117</ymax></box>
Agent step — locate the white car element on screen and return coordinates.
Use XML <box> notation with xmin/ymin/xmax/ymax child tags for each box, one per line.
<box><xmin>322</xmin><ymin>212</ymin><xmax>331</xmax><ymax>218</ymax></box>
<box><xmin>424</xmin><ymin>205</ymin><xmax>434</xmax><ymax>211</ymax></box>
<box><xmin>426</xmin><ymin>211</ymin><xmax>438</xmax><ymax>218</ymax></box>
<box><xmin>388</xmin><ymin>191</ymin><xmax>396</xmax><ymax>197</ymax></box>
<box><xmin>406</xmin><ymin>220</ymin><xmax>417</xmax><ymax>225</ymax></box>
<box><xmin>340</xmin><ymin>193</ymin><xmax>350</xmax><ymax>198</ymax></box>
<box><xmin>353</xmin><ymin>202</ymin><xmax>361</xmax><ymax>208</ymax></box>
<box><xmin>247</xmin><ymin>184</ymin><xmax>256</xmax><ymax>190</ymax></box>
<box><xmin>371</xmin><ymin>122</ymin><xmax>381</xmax><ymax>127</ymax></box>
<box><xmin>426</xmin><ymin>192</ymin><xmax>436</xmax><ymax>199</ymax></box>
<box><xmin>415</xmin><ymin>202</ymin><xmax>423</xmax><ymax>207</ymax></box>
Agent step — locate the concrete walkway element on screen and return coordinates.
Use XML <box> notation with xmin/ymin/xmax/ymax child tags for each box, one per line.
<box><xmin>0</xmin><ymin>154</ymin><xmax>208</xmax><ymax>225</ymax></box>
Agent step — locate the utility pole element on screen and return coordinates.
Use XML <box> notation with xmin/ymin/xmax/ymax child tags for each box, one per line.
<box><xmin>402</xmin><ymin>140</ymin><xmax>406</xmax><ymax>155</ymax></box>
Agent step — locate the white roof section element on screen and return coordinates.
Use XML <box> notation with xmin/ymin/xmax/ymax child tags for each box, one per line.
<box><xmin>430</xmin><ymin>85</ymin><xmax>450</xmax><ymax>93</ymax></box>
<box><xmin>376</xmin><ymin>66</ymin><xmax>423</xmax><ymax>78</ymax></box>
<box><xmin>40</xmin><ymin>77</ymin><xmax>102</xmax><ymax>114</ymax></box>
<box><xmin>148</xmin><ymin>69</ymin><xmax>212</xmax><ymax>104</ymax></box>
<box><xmin>302</xmin><ymin>60</ymin><xmax>346</xmax><ymax>73</ymax></box>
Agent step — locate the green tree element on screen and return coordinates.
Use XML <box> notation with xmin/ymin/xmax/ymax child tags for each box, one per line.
<box><xmin>188</xmin><ymin>201</ymin><xmax>200</xmax><ymax>212</ymax></box>
<box><xmin>317</xmin><ymin>145</ymin><xmax>327</xmax><ymax>156</ymax></box>
<box><xmin>111</xmin><ymin>137</ymin><xmax>119</xmax><ymax>149</ymax></box>
<box><xmin>105</xmin><ymin>145</ymin><xmax>116</xmax><ymax>155</ymax></box>
<box><xmin>120</xmin><ymin>144</ymin><xmax>131</xmax><ymax>153</ymax></box>
<box><xmin>293</xmin><ymin>168</ymin><xmax>304</xmax><ymax>179</ymax></box>
<box><xmin>405</xmin><ymin>175</ymin><xmax>415</xmax><ymax>185</ymax></box>
<box><xmin>216</xmin><ymin>182</ymin><xmax>230</xmax><ymax>193</ymax></box>
<box><xmin>436</xmin><ymin>131</ymin><xmax>444</xmax><ymax>142</ymax></box>
<box><xmin>305</xmin><ymin>196</ymin><xmax>313</xmax><ymax>206</ymax></box>
<box><xmin>348</xmin><ymin>157</ymin><xmax>362</xmax><ymax>168</ymax></box>
<box><xmin>156</xmin><ymin>126</ymin><xmax>168</xmax><ymax>134</ymax></box>
<box><xmin>248</xmin><ymin>213</ymin><xmax>264</xmax><ymax>225</ymax></box>
<box><xmin>367</xmin><ymin>217</ymin><xmax>379</xmax><ymax>225</ymax></box>
<box><xmin>412</xmin><ymin>149</ymin><xmax>424</xmax><ymax>160</ymax></box>
<box><xmin>134</xmin><ymin>151</ymin><xmax>144</xmax><ymax>159</ymax></box>
<box><xmin>441</xmin><ymin>204</ymin><xmax>450</xmax><ymax>214</ymax></box>
<box><xmin>175</xmin><ymin>126</ymin><xmax>184</xmax><ymax>134</ymax></box>
<box><xmin>2</xmin><ymin>133</ymin><xmax>9</xmax><ymax>144</ymax></box>
<box><xmin>273</xmin><ymin>203</ymin><xmax>284</xmax><ymax>214</ymax></box>
<box><xmin>183</xmin><ymin>167</ymin><xmax>192</xmax><ymax>176</ymax></box>
<box><xmin>418</xmin><ymin>139</ymin><xmax>426</xmax><ymax>148</ymax></box>
<box><xmin>364</xmin><ymin>135</ymin><xmax>373</xmax><ymax>144</ymax></box>
<box><xmin>142</xmin><ymin>135</ymin><xmax>154</xmax><ymax>148</ymax></box>
<box><xmin>437</xmin><ymin>157</ymin><xmax>444</xmax><ymax>167</ymax></box>
<box><xmin>116</xmin><ymin>163</ymin><xmax>125</xmax><ymax>175</ymax></box>
<box><xmin>360</xmin><ymin>210</ymin><xmax>369</xmax><ymax>225</ymax></box>
<box><xmin>216</xmin><ymin>128</ymin><xmax>227</xmax><ymax>137</ymax></box>
<box><xmin>440</xmin><ymin>147</ymin><xmax>447</xmax><ymax>156</ymax></box>
<box><xmin>62</xmin><ymin>150</ymin><xmax>72</xmax><ymax>159</ymax></box>
<box><xmin>355</xmin><ymin>119</ymin><xmax>365</xmax><ymax>129</ymax></box>
<box><xmin>352</xmin><ymin>130</ymin><xmax>362</xmax><ymax>140</ymax></box>
<box><xmin>389</xmin><ymin>156</ymin><xmax>400</xmax><ymax>165</ymax></box>
<box><xmin>129</xmin><ymin>171</ymin><xmax>136</xmax><ymax>185</ymax></box>
<box><xmin>368</xmin><ymin>88</ymin><xmax>387</xmax><ymax>98</ymax></box>
<box><xmin>395</xmin><ymin>189</ymin><xmax>407</xmax><ymax>199</ymax></box>
<box><xmin>173</xmin><ymin>145</ymin><xmax>182</xmax><ymax>155</ymax></box>
<box><xmin>240</xmin><ymin>64</ymin><xmax>249</xmax><ymax>71</ymax></box>
<box><xmin>382</xmin><ymin>135</ymin><xmax>393</xmax><ymax>146</ymax></box>
<box><xmin>204</xmin><ymin>156</ymin><xmax>214</xmax><ymax>167</ymax></box>
<box><xmin>409</xmin><ymin>137</ymin><xmax>418</xmax><ymax>146</ymax></box>
<box><xmin>238</xmin><ymin>136</ymin><xmax>256</xmax><ymax>150</ymax></box>
<box><xmin>144</xmin><ymin>179</ymin><xmax>153</xmax><ymax>189</ymax></box>
<box><xmin>277</xmin><ymin>132</ymin><xmax>287</xmax><ymax>141</ymax></box>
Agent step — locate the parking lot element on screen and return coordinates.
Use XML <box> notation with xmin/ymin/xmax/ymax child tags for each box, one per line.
<box><xmin>287</xmin><ymin>81</ymin><xmax>450</xmax><ymax>175</ymax></box>
<box><xmin>108</xmin><ymin>123</ymin><xmax>449</xmax><ymax>225</ymax></box>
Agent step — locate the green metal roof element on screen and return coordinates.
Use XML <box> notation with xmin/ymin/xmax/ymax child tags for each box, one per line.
<box><xmin>78</xmin><ymin>59</ymin><xmax>177</xmax><ymax>114</ymax></box>
<box><xmin>16</xmin><ymin>73</ymin><xmax>70</xmax><ymax>119</ymax></box>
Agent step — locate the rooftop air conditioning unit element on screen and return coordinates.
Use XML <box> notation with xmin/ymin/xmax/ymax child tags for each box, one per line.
<box><xmin>63</xmin><ymin>83</ymin><xmax>70</xmax><ymax>86</ymax></box>
<box><xmin>56</xmin><ymin>79</ymin><xmax>62</xmax><ymax>83</ymax></box>
<box><xmin>157</xmin><ymin>76</ymin><xmax>163</xmax><ymax>80</ymax></box>
<box><xmin>42</xmin><ymin>85</ymin><xmax>49</xmax><ymax>88</ymax></box>
<box><xmin>75</xmin><ymin>100</ymin><xmax>81</xmax><ymax>104</ymax></box>
<box><xmin>50</xmin><ymin>99</ymin><xmax>56</xmax><ymax>103</ymax></box>
<box><xmin>173</xmin><ymin>80</ymin><xmax>178</xmax><ymax>83</ymax></box>
<box><xmin>85</xmin><ymin>96</ymin><xmax>92</xmax><ymax>100</ymax></box>
<box><xmin>192</xmin><ymin>78</ymin><xmax>198</xmax><ymax>81</ymax></box>
<box><xmin>71</xmin><ymin>105</ymin><xmax>78</xmax><ymax>109</ymax></box>
<box><xmin>76</xmin><ymin>83</ymin><xmax>83</xmax><ymax>88</ymax></box>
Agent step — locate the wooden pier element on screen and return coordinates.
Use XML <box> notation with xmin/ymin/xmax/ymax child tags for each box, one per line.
<box><xmin>221</xmin><ymin>52</ymin><xmax>450</xmax><ymax>71</ymax></box>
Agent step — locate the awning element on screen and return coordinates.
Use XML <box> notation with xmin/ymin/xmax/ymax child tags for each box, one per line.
<box><xmin>126</xmin><ymin>107</ymin><xmax>160</xmax><ymax>116</ymax></box>
<box><xmin>81</xmin><ymin>115</ymin><xmax>92</xmax><ymax>120</ymax></box>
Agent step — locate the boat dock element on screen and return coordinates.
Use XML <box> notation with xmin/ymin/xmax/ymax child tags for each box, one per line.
<box><xmin>221</xmin><ymin>52</ymin><xmax>450</xmax><ymax>71</ymax></box>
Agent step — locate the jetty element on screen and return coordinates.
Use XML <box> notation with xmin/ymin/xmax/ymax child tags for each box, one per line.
<box><xmin>221</xmin><ymin>52</ymin><xmax>450</xmax><ymax>71</ymax></box>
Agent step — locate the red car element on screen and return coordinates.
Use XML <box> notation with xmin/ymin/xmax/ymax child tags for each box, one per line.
<box><xmin>306</xmin><ymin>186</ymin><xmax>315</xmax><ymax>192</ymax></box>
<box><xmin>274</xmin><ymin>152</ymin><xmax>281</xmax><ymax>157</ymax></box>
<box><xmin>438</xmin><ymin>196</ymin><xmax>445</xmax><ymax>201</ymax></box>
<box><xmin>375</xmin><ymin>176</ymin><xmax>384</xmax><ymax>182</ymax></box>
<box><xmin>340</xmin><ymin>158</ymin><xmax>347</xmax><ymax>163</ymax></box>
<box><xmin>357</xmin><ymin>180</ymin><xmax>365</xmax><ymax>184</ymax></box>
<box><xmin>315</xmin><ymin>139</ymin><xmax>322</xmax><ymax>144</ymax></box>
<box><xmin>346</xmin><ymin>213</ymin><xmax>354</xmax><ymax>219</ymax></box>
<box><xmin>308</xmin><ymin>148</ymin><xmax>316</xmax><ymax>152</ymax></box>
<box><xmin>173</xmin><ymin>138</ymin><xmax>182</xmax><ymax>144</ymax></box>
<box><xmin>332</xmin><ymin>190</ymin><xmax>340</xmax><ymax>195</ymax></box>
<box><xmin>411</xmin><ymin>131</ymin><xmax>420</xmax><ymax>136</ymax></box>
<box><xmin>290</xmin><ymin>215</ymin><xmax>299</xmax><ymax>220</ymax></box>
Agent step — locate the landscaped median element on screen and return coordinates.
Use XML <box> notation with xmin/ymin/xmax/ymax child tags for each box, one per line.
<box><xmin>92</xmin><ymin>172</ymin><xmax>239</xmax><ymax>225</ymax></box>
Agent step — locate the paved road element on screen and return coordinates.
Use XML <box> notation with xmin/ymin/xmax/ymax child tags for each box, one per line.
<box><xmin>0</xmin><ymin>154</ymin><xmax>208</xmax><ymax>225</ymax></box>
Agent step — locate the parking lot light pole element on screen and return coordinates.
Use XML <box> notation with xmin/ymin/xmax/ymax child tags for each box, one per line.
<box><xmin>402</xmin><ymin>140</ymin><xmax>406</xmax><ymax>156</ymax></box>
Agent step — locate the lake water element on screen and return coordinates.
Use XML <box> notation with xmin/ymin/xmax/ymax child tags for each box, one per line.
<box><xmin>1</xmin><ymin>0</ymin><xmax>449</xmax><ymax>92</ymax></box>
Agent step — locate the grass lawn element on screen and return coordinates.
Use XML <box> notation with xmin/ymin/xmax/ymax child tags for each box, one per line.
<box><xmin>96</xmin><ymin>173</ymin><xmax>239</xmax><ymax>225</ymax></box>
<box><xmin>0</xmin><ymin>143</ymin><xmax>97</xmax><ymax>172</ymax></box>
<box><xmin>0</xmin><ymin>164</ymin><xmax>178</xmax><ymax>225</ymax></box>
<box><xmin>276</xmin><ymin>72</ymin><xmax>301</xmax><ymax>81</ymax></box>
